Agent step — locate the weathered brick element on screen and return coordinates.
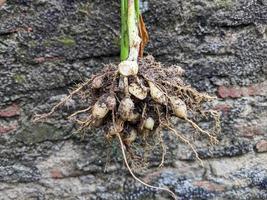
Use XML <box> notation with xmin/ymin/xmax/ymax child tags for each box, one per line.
<box><xmin>50</xmin><ymin>168</ymin><xmax>64</xmax><ymax>179</ymax></box>
<box><xmin>235</xmin><ymin>125</ymin><xmax>265</xmax><ymax>138</ymax></box>
<box><xmin>33</xmin><ymin>57</ymin><xmax>46</xmax><ymax>63</ymax></box>
<box><xmin>217</xmin><ymin>86</ymin><xmax>229</xmax><ymax>98</ymax></box>
<box><xmin>217</xmin><ymin>81</ymin><xmax>267</xmax><ymax>98</ymax></box>
<box><xmin>193</xmin><ymin>180</ymin><xmax>225</xmax><ymax>192</ymax></box>
<box><xmin>34</xmin><ymin>57</ymin><xmax>64</xmax><ymax>64</ymax></box>
<box><xmin>214</xmin><ymin>104</ymin><xmax>232</xmax><ymax>112</ymax></box>
<box><xmin>218</xmin><ymin>86</ymin><xmax>241</xmax><ymax>98</ymax></box>
<box><xmin>0</xmin><ymin>124</ymin><xmax>17</xmax><ymax>134</ymax></box>
<box><xmin>0</xmin><ymin>104</ymin><xmax>20</xmax><ymax>118</ymax></box>
<box><xmin>256</xmin><ymin>140</ymin><xmax>267</xmax><ymax>153</ymax></box>
<box><xmin>0</xmin><ymin>0</ymin><xmax>6</xmax><ymax>7</ymax></box>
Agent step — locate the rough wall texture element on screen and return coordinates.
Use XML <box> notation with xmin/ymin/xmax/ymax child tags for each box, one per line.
<box><xmin>0</xmin><ymin>0</ymin><xmax>267</xmax><ymax>199</ymax></box>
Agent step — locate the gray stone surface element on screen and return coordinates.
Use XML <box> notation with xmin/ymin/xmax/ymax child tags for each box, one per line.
<box><xmin>0</xmin><ymin>0</ymin><xmax>266</xmax><ymax>199</ymax></box>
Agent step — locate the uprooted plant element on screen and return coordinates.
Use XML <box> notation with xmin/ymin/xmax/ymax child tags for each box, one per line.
<box><xmin>33</xmin><ymin>1</ymin><xmax>220</xmax><ymax>199</ymax></box>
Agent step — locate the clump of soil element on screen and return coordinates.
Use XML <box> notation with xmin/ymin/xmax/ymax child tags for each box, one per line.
<box><xmin>33</xmin><ymin>55</ymin><xmax>220</xmax><ymax>199</ymax></box>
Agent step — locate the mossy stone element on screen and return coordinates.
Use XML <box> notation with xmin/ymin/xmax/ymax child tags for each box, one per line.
<box><xmin>57</xmin><ymin>36</ymin><xmax>76</xmax><ymax>47</ymax></box>
<box><xmin>17</xmin><ymin>123</ymin><xmax>69</xmax><ymax>144</ymax></box>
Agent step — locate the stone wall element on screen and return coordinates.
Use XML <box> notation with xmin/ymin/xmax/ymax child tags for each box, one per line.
<box><xmin>0</xmin><ymin>0</ymin><xmax>266</xmax><ymax>199</ymax></box>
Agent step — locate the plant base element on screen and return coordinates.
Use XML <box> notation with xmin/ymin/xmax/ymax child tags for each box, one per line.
<box><xmin>33</xmin><ymin>56</ymin><xmax>221</xmax><ymax>199</ymax></box>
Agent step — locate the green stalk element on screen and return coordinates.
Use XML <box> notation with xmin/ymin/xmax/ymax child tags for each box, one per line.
<box><xmin>127</xmin><ymin>0</ymin><xmax>141</xmax><ymax>61</ymax></box>
<box><xmin>120</xmin><ymin>0</ymin><xmax>129</xmax><ymax>61</ymax></box>
<box><xmin>134</xmin><ymin>0</ymin><xmax>140</xmax><ymax>22</ymax></box>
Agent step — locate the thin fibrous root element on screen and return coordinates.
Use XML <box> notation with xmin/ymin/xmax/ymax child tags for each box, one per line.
<box><xmin>154</xmin><ymin>108</ymin><xmax>167</xmax><ymax>168</ymax></box>
<box><xmin>68</xmin><ymin>106</ymin><xmax>92</xmax><ymax>119</ymax></box>
<box><xmin>205</xmin><ymin>110</ymin><xmax>221</xmax><ymax>133</ymax></box>
<box><xmin>32</xmin><ymin>78</ymin><xmax>93</xmax><ymax>122</ymax></box>
<box><xmin>164</xmin><ymin>124</ymin><xmax>204</xmax><ymax>167</ymax></box>
<box><xmin>76</xmin><ymin>118</ymin><xmax>93</xmax><ymax>133</ymax></box>
<box><xmin>185</xmin><ymin>118</ymin><xmax>219</xmax><ymax>145</ymax></box>
<box><xmin>159</xmin><ymin>133</ymin><xmax>166</xmax><ymax>168</ymax></box>
<box><xmin>161</xmin><ymin>80</ymin><xmax>216</xmax><ymax>101</ymax></box>
<box><xmin>153</xmin><ymin>124</ymin><xmax>166</xmax><ymax>168</ymax></box>
<box><xmin>116</xmin><ymin>132</ymin><xmax>178</xmax><ymax>200</ymax></box>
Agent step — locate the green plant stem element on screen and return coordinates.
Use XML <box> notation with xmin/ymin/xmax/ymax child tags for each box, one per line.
<box><xmin>120</xmin><ymin>0</ymin><xmax>129</xmax><ymax>61</ymax></box>
<box><xmin>134</xmin><ymin>0</ymin><xmax>140</xmax><ymax>21</ymax></box>
<box><xmin>127</xmin><ymin>0</ymin><xmax>141</xmax><ymax>61</ymax></box>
